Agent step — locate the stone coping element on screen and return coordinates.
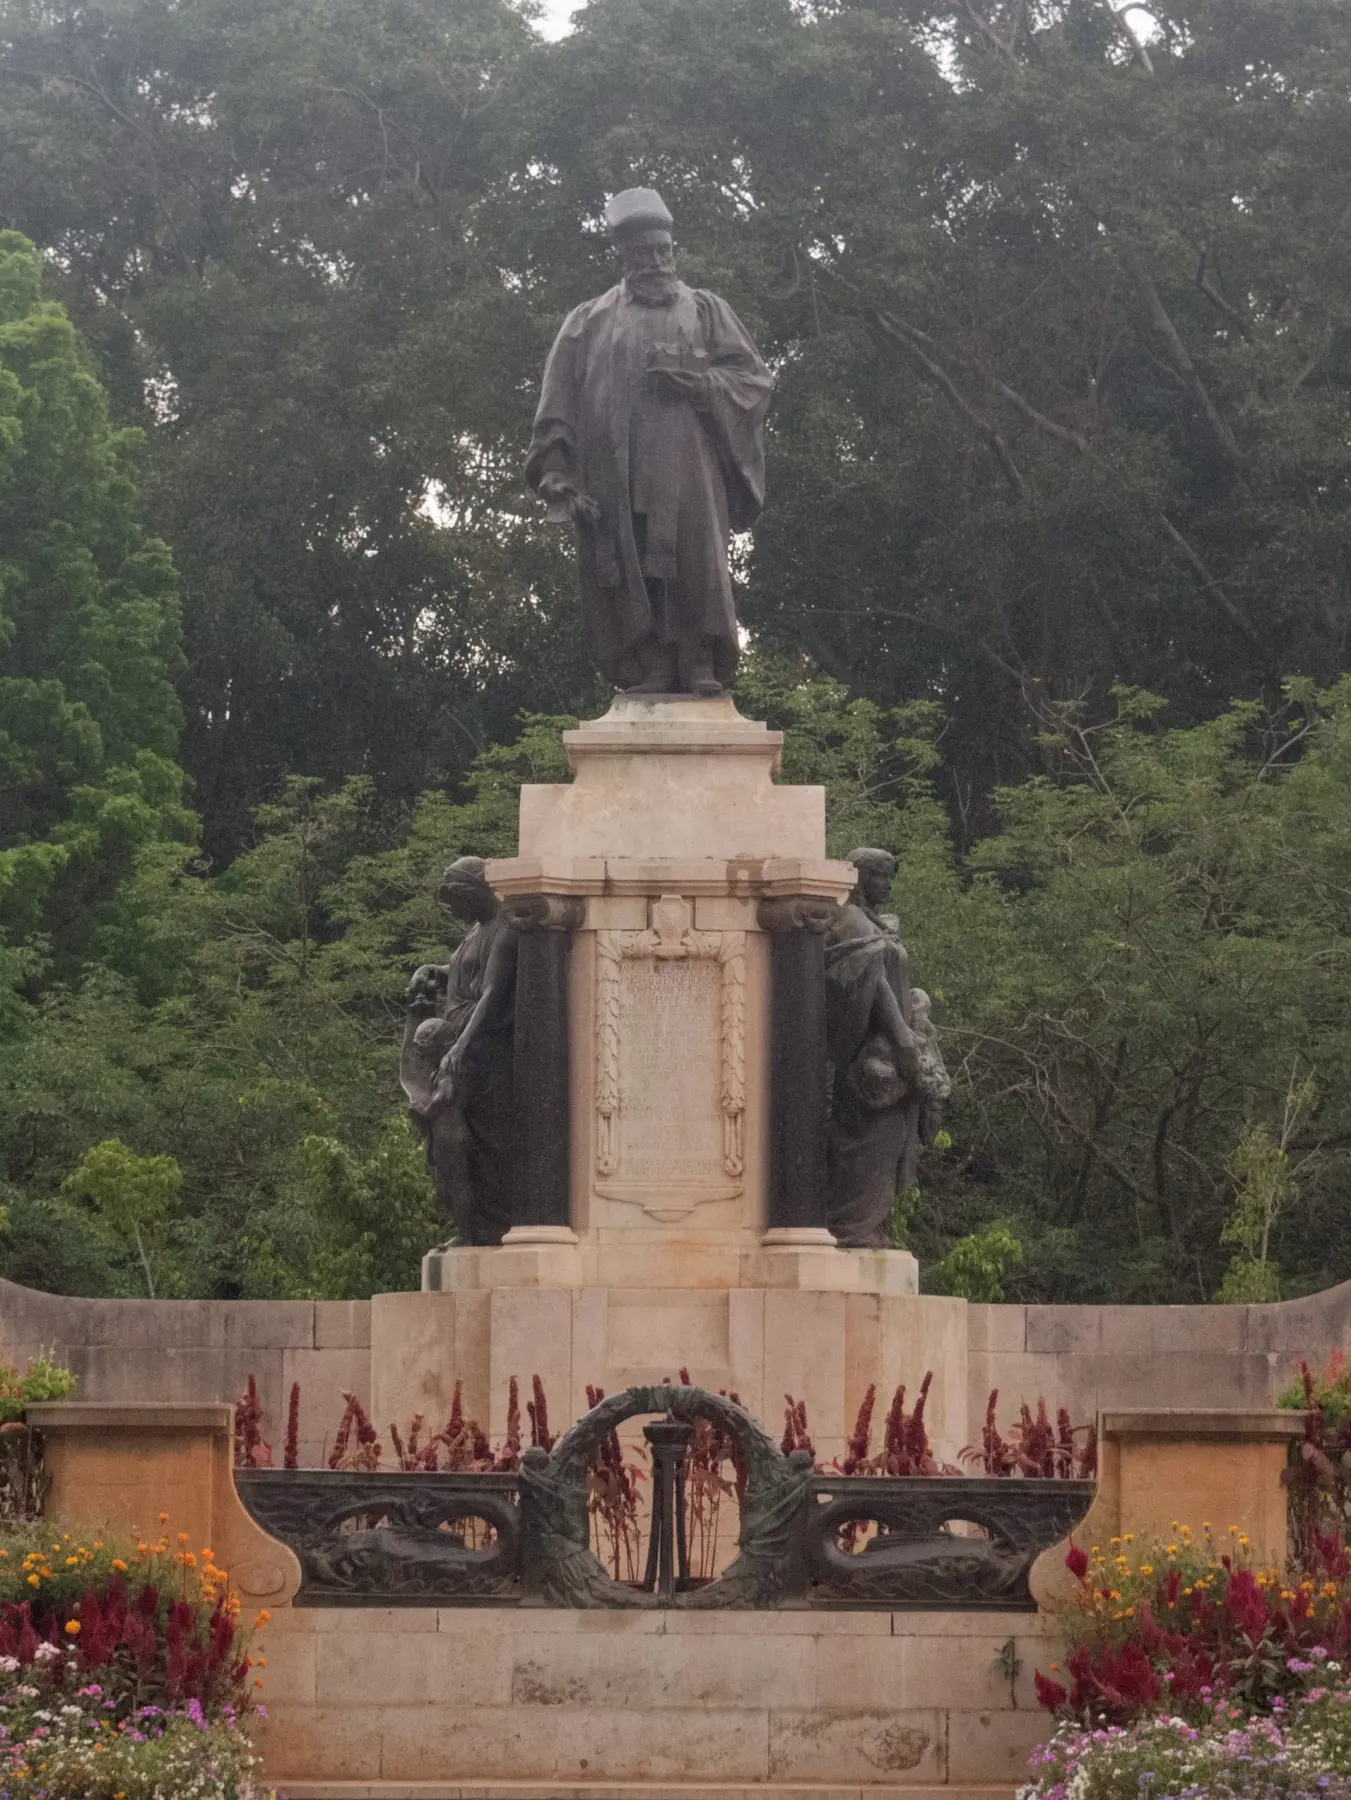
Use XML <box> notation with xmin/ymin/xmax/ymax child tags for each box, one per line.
<box><xmin>485</xmin><ymin>855</ymin><xmax>855</xmax><ymax>900</ymax></box>
<box><xmin>277</xmin><ymin>1787</ymin><xmax>1016</xmax><ymax>1800</ymax></box>
<box><xmin>25</xmin><ymin>1401</ymin><xmax>233</xmax><ymax>1432</ymax></box>
<box><xmin>564</xmin><ymin>694</ymin><xmax>786</xmax><ymax>766</ymax></box>
<box><xmin>1100</xmin><ymin>1408</ymin><xmax>1306</xmax><ymax>1440</ymax></box>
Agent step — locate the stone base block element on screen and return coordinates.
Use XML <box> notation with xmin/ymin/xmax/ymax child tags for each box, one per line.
<box><xmin>422</xmin><ymin>1241</ymin><xmax>918</xmax><ymax>1296</ymax></box>
<box><xmin>278</xmin><ymin>1785</ymin><xmax>1019</xmax><ymax>1799</ymax></box>
<box><xmin>253</xmin><ymin>1606</ymin><xmax>1054</xmax><ymax>1792</ymax></box>
<box><xmin>373</xmin><ymin>1282</ymin><xmax>967</xmax><ymax>1465</ymax></box>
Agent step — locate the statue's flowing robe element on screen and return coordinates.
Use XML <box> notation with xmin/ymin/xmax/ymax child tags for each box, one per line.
<box><xmin>399</xmin><ymin>917</ymin><xmax>515</xmax><ymax>1246</ymax></box>
<box><xmin>525</xmin><ymin>280</ymin><xmax>772</xmax><ymax>686</ymax></box>
<box><xmin>824</xmin><ymin>918</ymin><xmax>917</xmax><ymax>1249</ymax></box>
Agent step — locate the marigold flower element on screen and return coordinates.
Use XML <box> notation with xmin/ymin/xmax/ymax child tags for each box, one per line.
<box><xmin>64</xmin><ymin>1620</ymin><xmax>80</xmax><ymax>1636</ymax></box>
<box><xmin>1139</xmin><ymin>1564</ymin><xmax>1154</xmax><ymax>1576</ymax></box>
<box><xmin>157</xmin><ymin>1512</ymin><xmax>170</xmax><ymax>1523</ymax></box>
<box><xmin>254</xmin><ymin>1609</ymin><xmax>272</xmax><ymax>1628</ymax></box>
<box><xmin>111</xmin><ymin>1559</ymin><xmax>128</xmax><ymax>1573</ymax></box>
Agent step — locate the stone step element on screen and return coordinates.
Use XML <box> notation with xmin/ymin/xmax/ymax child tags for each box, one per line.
<box><xmin>276</xmin><ymin>1784</ymin><xmax>1017</xmax><ymax>1800</ymax></box>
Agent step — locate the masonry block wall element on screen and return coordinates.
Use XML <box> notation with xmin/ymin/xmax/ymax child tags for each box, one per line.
<box><xmin>6</xmin><ymin>1275</ymin><xmax>1350</xmax><ymax>1457</ymax></box>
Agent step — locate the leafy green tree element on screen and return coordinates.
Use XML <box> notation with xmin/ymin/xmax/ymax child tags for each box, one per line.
<box><xmin>897</xmin><ymin>679</ymin><xmax>1351</xmax><ymax>1301</ymax></box>
<box><xmin>0</xmin><ymin>232</ymin><xmax>193</xmax><ymax>979</ymax></box>
<box><xmin>6</xmin><ymin>0</ymin><xmax>1351</xmax><ymax>857</ymax></box>
<box><xmin>927</xmin><ymin>1227</ymin><xmax>1025</xmax><ymax>1304</ymax></box>
<box><xmin>61</xmin><ymin>1138</ymin><xmax>182</xmax><ymax>1296</ymax></box>
<box><xmin>0</xmin><ymin>0</ymin><xmax>601</xmax><ymax>866</ymax></box>
<box><xmin>299</xmin><ymin>1116</ymin><xmax>443</xmax><ymax>1300</ymax></box>
<box><xmin>1215</xmin><ymin>1072</ymin><xmax>1317</xmax><ymax>1303</ymax></box>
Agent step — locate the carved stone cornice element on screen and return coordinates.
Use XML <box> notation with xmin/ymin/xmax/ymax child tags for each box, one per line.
<box><xmin>501</xmin><ymin>893</ymin><xmax>586</xmax><ymax>933</ymax></box>
<box><xmin>756</xmin><ymin>896</ymin><xmax>840</xmax><ymax>936</ymax></box>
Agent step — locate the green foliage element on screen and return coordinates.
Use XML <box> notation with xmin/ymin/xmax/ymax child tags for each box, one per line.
<box><xmin>927</xmin><ymin>1227</ymin><xmax>1025</xmax><ymax>1303</ymax></box>
<box><xmin>0</xmin><ymin>1352</ymin><xmax>77</xmax><ymax>1424</ymax></box>
<box><xmin>1216</xmin><ymin>1072</ymin><xmax>1316</xmax><ymax>1302</ymax></box>
<box><xmin>0</xmin><ymin>722</ymin><xmax>576</xmax><ymax>1300</ymax></box>
<box><xmin>4</xmin><ymin>0</ymin><xmax>1350</xmax><ymax>855</ymax></box>
<box><xmin>61</xmin><ymin>1140</ymin><xmax>182</xmax><ymax>1297</ymax></box>
<box><xmin>0</xmin><ymin>233</ymin><xmax>193</xmax><ymax>977</ymax></box>
<box><xmin>299</xmin><ymin>1115</ymin><xmax>443</xmax><ymax>1300</ymax></box>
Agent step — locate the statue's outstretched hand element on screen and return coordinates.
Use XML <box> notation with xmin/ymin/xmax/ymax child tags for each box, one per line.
<box><xmin>537</xmin><ymin>472</ymin><xmax>600</xmax><ymax>527</ymax></box>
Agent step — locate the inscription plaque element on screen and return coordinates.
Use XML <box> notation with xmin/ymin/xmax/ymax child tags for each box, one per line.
<box><xmin>617</xmin><ymin>959</ymin><xmax>723</xmax><ymax>1186</ymax></box>
<box><xmin>594</xmin><ymin>901</ymin><xmax>747</xmax><ymax>1222</ymax></box>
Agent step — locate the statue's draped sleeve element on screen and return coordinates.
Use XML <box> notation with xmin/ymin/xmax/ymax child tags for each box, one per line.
<box><xmin>694</xmin><ymin>290</ymin><xmax>773</xmax><ymax>532</ymax></box>
<box><xmin>524</xmin><ymin>300</ymin><xmax>591</xmax><ymax>492</ymax></box>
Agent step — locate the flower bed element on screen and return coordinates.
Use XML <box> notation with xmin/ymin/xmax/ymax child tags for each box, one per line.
<box><xmin>1023</xmin><ymin>1523</ymin><xmax>1351</xmax><ymax>1796</ymax></box>
<box><xmin>1022</xmin><ymin>1686</ymin><xmax>1351</xmax><ymax>1799</ymax></box>
<box><xmin>0</xmin><ymin>1519</ymin><xmax>274</xmax><ymax>1798</ymax></box>
<box><xmin>1035</xmin><ymin>1525</ymin><xmax>1351</xmax><ymax>1720</ymax></box>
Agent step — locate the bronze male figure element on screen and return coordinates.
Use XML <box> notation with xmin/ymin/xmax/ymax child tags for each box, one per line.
<box><xmin>526</xmin><ymin>187</ymin><xmax>773</xmax><ymax>696</ymax></box>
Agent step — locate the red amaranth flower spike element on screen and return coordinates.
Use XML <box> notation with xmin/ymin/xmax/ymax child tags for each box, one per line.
<box><xmin>843</xmin><ymin>1384</ymin><xmax>876</xmax><ymax>1475</ymax></box>
<box><xmin>283</xmin><ymin>1381</ymin><xmax>300</xmax><ymax>1470</ymax></box>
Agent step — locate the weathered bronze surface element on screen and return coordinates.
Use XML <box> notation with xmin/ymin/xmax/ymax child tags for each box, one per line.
<box><xmin>400</xmin><ymin>856</ymin><xmax>519</xmax><ymax>1245</ymax></box>
<box><xmin>525</xmin><ymin>188</ymin><xmax>773</xmax><ymax>696</ymax></box>
<box><xmin>825</xmin><ymin>849</ymin><xmax>951</xmax><ymax>1246</ymax></box>
<box><xmin>805</xmin><ymin>1475</ymin><xmax>1096</xmax><ymax>1610</ymax></box>
<box><xmin>235</xmin><ymin>1469</ymin><xmax>522</xmax><ymax>1605</ymax></box>
<box><xmin>236</xmin><ymin>1389</ymin><xmax>1093</xmax><ymax>1612</ymax></box>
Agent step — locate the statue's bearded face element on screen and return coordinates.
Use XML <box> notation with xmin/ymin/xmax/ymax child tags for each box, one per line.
<box><xmin>620</xmin><ymin>228</ymin><xmax>679</xmax><ymax>305</ymax></box>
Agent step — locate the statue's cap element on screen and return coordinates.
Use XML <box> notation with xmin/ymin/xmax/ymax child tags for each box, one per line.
<box><xmin>604</xmin><ymin>187</ymin><xmax>673</xmax><ymax>240</ymax></box>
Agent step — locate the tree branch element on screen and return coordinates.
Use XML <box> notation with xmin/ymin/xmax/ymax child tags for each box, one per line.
<box><xmin>948</xmin><ymin>0</ymin><xmax>1022</xmax><ymax>67</ymax></box>
<box><xmin>1133</xmin><ymin>270</ymin><xmax>1242</xmax><ymax>465</ymax></box>
<box><xmin>873</xmin><ymin>308</ymin><xmax>1028</xmax><ymax>498</ymax></box>
<box><xmin>1103</xmin><ymin>0</ymin><xmax>1155</xmax><ymax>74</ymax></box>
<box><xmin>1194</xmin><ymin>252</ymin><xmax>1251</xmax><ymax>340</ymax></box>
<box><xmin>1158</xmin><ymin>516</ymin><xmax>1272</xmax><ymax>667</ymax></box>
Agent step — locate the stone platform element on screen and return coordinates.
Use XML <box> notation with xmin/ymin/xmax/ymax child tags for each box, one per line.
<box><xmin>253</xmin><ymin>1605</ymin><xmax>1053</xmax><ymax>1793</ymax></box>
<box><xmin>371</xmin><ymin>1284</ymin><xmax>965</xmax><ymax>1466</ymax></box>
<box><xmin>279</xmin><ymin>1783</ymin><xmax>1017</xmax><ymax>1798</ymax></box>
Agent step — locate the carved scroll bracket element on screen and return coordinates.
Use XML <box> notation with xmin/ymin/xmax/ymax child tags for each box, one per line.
<box><xmin>757</xmin><ymin>895</ymin><xmax>840</xmax><ymax>935</ymax></box>
<box><xmin>501</xmin><ymin>893</ymin><xmax>587</xmax><ymax>933</ymax></box>
<box><xmin>595</xmin><ymin>895</ymin><xmax>746</xmax><ymax>1185</ymax></box>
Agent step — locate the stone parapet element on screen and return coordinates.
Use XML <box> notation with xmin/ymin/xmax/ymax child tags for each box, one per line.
<box><xmin>27</xmin><ymin>1399</ymin><xmax>300</xmax><ymax>1608</ymax></box>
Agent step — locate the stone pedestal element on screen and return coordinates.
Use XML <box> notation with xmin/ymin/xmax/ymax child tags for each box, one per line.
<box><xmin>405</xmin><ymin>695</ymin><xmax>947</xmax><ymax>1464</ymax></box>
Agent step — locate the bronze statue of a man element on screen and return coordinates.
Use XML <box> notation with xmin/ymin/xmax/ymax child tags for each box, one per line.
<box><xmin>526</xmin><ymin>187</ymin><xmax>773</xmax><ymax>696</ymax></box>
<box><xmin>400</xmin><ymin>856</ymin><xmax>518</xmax><ymax>1246</ymax></box>
<box><xmin>824</xmin><ymin>849</ymin><xmax>951</xmax><ymax>1248</ymax></box>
